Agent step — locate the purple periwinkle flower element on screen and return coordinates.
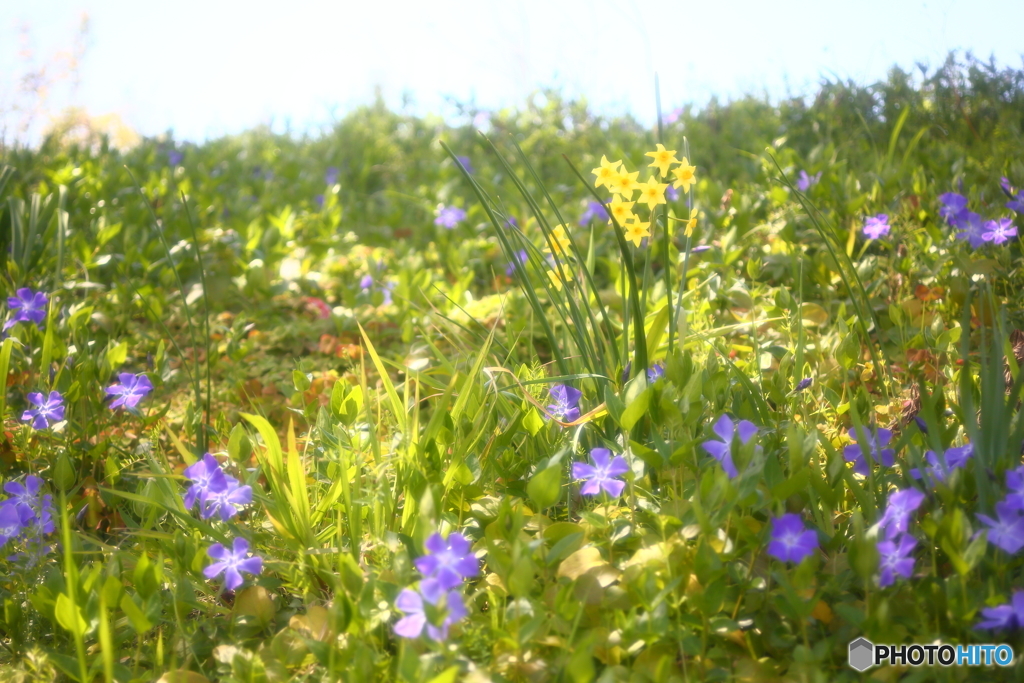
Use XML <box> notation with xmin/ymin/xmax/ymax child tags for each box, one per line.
<box><xmin>201</xmin><ymin>479</ymin><xmax>254</xmax><ymax>522</ymax></box>
<box><xmin>982</xmin><ymin>218</ymin><xmax>1017</xmax><ymax>245</ymax></box>
<box><xmin>647</xmin><ymin>362</ymin><xmax>665</xmax><ymax>384</ymax></box>
<box><xmin>455</xmin><ymin>156</ymin><xmax>474</xmax><ymax>174</ymax></box>
<box><xmin>503</xmin><ymin>216</ymin><xmax>518</xmax><ymax>229</ymax></box>
<box><xmin>505</xmin><ymin>249</ymin><xmax>528</xmax><ymax>276</ymax></box>
<box><xmin>877</xmin><ymin>534</ymin><xmax>917</xmax><ymax>587</ymax></box>
<box><xmin>105</xmin><ymin>373</ymin><xmax>153</xmax><ymax>411</ymax></box>
<box><xmin>393</xmin><ymin>587</ymin><xmax>467</xmax><ymax>641</ymax></box>
<box><xmin>1008</xmin><ymin>196</ymin><xmax>1024</xmax><ymax>214</ymax></box>
<box><xmin>572</xmin><ymin>448</ymin><xmax>629</xmax><ymax>497</ymax></box>
<box><xmin>204</xmin><ymin>537</ymin><xmax>262</xmax><ymax>590</ymax></box>
<box><xmin>1006</xmin><ymin>466</ymin><xmax>1024</xmax><ymax>509</ymax></box>
<box><xmin>877</xmin><ymin>488</ymin><xmax>925</xmax><ymax>539</ymax></box>
<box><xmin>976</xmin><ymin>592</ymin><xmax>1024</xmax><ymax>630</ymax></box>
<box><xmin>796</xmin><ymin>170</ymin><xmax>821</xmax><ymax>192</ymax></box>
<box><xmin>955</xmin><ymin>211</ymin><xmax>989</xmax><ymax>248</ymax></box>
<box><xmin>767</xmin><ymin>513</ymin><xmax>818</xmax><ymax>563</ymax></box>
<box><xmin>182</xmin><ymin>453</ymin><xmax>229</xmax><ymax>510</ymax></box>
<box><xmin>1001</xmin><ymin>177</ymin><xmax>1016</xmax><ymax>197</ymax></box>
<box><xmin>580</xmin><ymin>201</ymin><xmax>610</xmax><ymax>226</ymax></box>
<box><xmin>3</xmin><ymin>475</ymin><xmax>45</xmax><ymax>523</ymax></box>
<box><xmin>434</xmin><ymin>205</ymin><xmax>467</xmax><ymax>229</ymax></box>
<box><xmin>795</xmin><ymin>377</ymin><xmax>812</xmax><ymax>392</ymax></box>
<box><xmin>938</xmin><ymin>193</ymin><xmax>969</xmax><ymax>225</ymax></box>
<box><xmin>5</xmin><ymin>288</ymin><xmax>48</xmax><ymax>331</ymax></box>
<box><xmin>325</xmin><ymin>166</ymin><xmax>339</xmax><ymax>186</ymax></box>
<box><xmin>977</xmin><ymin>501</ymin><xmax>1024</xmax><ymax>554</ymax></box>
<box><xmin>0</xmin><ymin>503</ymin><xmax>28</xmax><ymax>548</ymax></box>
<box><xmin>359</xmin><ymin>274</ymin><xmax>374</xmax><ymax>290</ymax></box>
<box><xmin>21</xmin><ymin>391</ymin><xmax>64</xmax><ymax>430</ymax></box>
<box><xmin>701</xmin><ymin>414</ymin><xmax>758</xmax><ymax>479</ymax></box>
<box><xmin>314</xmin><ymin>194</ymin><xmax>325</xmax><ymax>208</ymax></box>
<box><xmin>843</xmin><ymin>426</ymin><xmax>895</xmax><ymax>476</ymax></box>
<box><xmin>665</xmin><ymin>185</ymin><xmax>680</xmax><ymax>202</ymax></box>
<box><xmin>168</xmin><ymin>150</ymin><xmax>184</xmax><ymax>167</ymax></box>
<box><xmin>414</xmin><ymin>532</ymin><xmax>479</xmax><ymax>601</ymax></box>
<box><xmin>547</xmin><ymin>384</ymin><xmax>582</xmax><ymax>423</ymax></box>
<box><xmin>909</xmin><ymin>444</ymin><xmax>973</xmax><ymax>483</ymax></box>
<box><xmin>862</xmin><ymin>214</ymin><xmax>891</xmax><ymax>239</ymax></box>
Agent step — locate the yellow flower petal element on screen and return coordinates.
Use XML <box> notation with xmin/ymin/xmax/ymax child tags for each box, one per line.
<box><xmin>623</xmin><ymin>219</ymin><xmax>651</xmax><ymax>248</ymax></box>
<box><xmin>645</xmin><ymin>143</ymin><xmax>678</xmax><ymax>177</ymax></box>
<box><xmin>636</xmin><ymin>177</ymin><xmax>668</xmax><ymax>210</ymax></box>
<box><xmin>591</xmin><ymin>155</ymin><xmax>622</xmax><ymax>189</ymax></box>
<box><xmin>672</xmin><ymin>157</ymin><xmax>697</xmax><ymax>193</ymax></box>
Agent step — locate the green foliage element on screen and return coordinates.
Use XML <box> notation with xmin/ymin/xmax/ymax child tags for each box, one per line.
<box><xmin>0</xmin><ymin>53</ymin><xmax>1022</xmax><ymax>681</ymax></box>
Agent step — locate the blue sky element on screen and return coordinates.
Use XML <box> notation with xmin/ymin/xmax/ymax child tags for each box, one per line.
<box><xmin>2</xmin><ymin>0</ymin><xmax>1022</xmax><ymax>144</ymax></box>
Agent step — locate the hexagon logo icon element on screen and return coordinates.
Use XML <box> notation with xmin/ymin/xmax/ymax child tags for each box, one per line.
<box><xmin>849</xmin><ymin>637</ymin><xmax>875</xmax><ymax>671</ymax></box>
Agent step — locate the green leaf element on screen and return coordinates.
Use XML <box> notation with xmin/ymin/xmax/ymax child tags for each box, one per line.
<box><xmin>106</xmin><ymin>340</ymin><xmax>128</xmax><ymax>370</ymax></box>
<box><xmin>357</xmin><ymin>322</ymin><xmax>407</xmax><ymax>434</ymax></box>
<box><xmin>771</xmin><ymin>469</ymin><xmax>810</xmax><ymax>502</ymax></box>
<box><xmin>120</xmin><ymin>594</ymin><xmax>153</xmax><ymax>633</ymax></box>
<box><xmin>528</xmin><ymin>465</ymin><xmax>562</xmax><ymax>510</ymax></box>
<box><xmin>427</xmin><ymin>666</ymin><xmax>460</xmax><ymax>683</ymax></box>
<box><xmin>55</xmin><ymin>593</ymin><xmax>86</xmax><ymax>637</ymax></box>
<box><xmin>619</xmin><ymin>386</ymin><xmax>651</xmax><ymax>430</ymax></box>
<box><xmin>523</xmin><ymin>408</ymin><xmax>544</xmax><ymax>436</ymax></box>
<box><xmin>292</xmin><ymin>369</ymin><xmax>311</xmax><ymax>392</ymax></box>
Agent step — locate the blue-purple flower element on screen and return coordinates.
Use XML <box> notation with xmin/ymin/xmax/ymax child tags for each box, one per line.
<box><xmin>325</xmin><ymin>166</ymin><xmax>339</xmax><ymax>186</ymax></box>
<box><xmin>5</xmin><ymin>288</ymin><xmax>48</xmax><ymax>331</ymax></box>
<box><xmin>665</xmin><ymin>185</ymin><xmax>680</xmax><ymax>202</ymax></box>
<box><xmin>182</xmin><ymin>453</ymin><xmax>229</xmax><ymax>510</ymax></box>
<box><xmin>455</xmin><ymin>156</ymin><xmax>474</xmax><ymax>174</ymax></box>
<box><xmin>0</xmin><ymin>503</ymin><xmax>28</xmax><ymax>548</ymax></box>
<box><xmin>204</xmin><ymin>537</ymin><xmax>262</xmax><ymax>590</ymax></box>
<box><xmin>909</xmin><ymin>444</ymin><xmax>973</xmax><ymax>483</ymax></box>
<box><xmin>877</xmin><ymin>534</ymin><xmax>916</xmax><ymax>587</ymax></box>
<box><xmin>982</xmin><ymin>217</ymin><xmax>1017</xmax><ymax>245</ymax></box>
<box><xmin>572</xmin><ymin>448</ymin><xmax>628</xmax><ymax>497</ymax></box>
<box><xmin>955</xmin><ymin>211</ymin><xmax>988</xmax><ymax>248</ymax></box>
<box><xmin>580</xmin><ymin>201</ymin><xmax>610</xmax><ymax>226</ymax></box>
<box><xmin>766</xmin><ymin>514</ymin><xmax>818</xmax><ymax>563</ymax></box>
<box><xmin>938</xmin><ymin>192</ymin><xmax>969</xmax><ymax>225</ymax></box>
<box><xmin>646</xmin><ymin>362</ymin><xmax>665</xmax><ymax>384</ymax></box>
<box><xmin>976</xmin><ymin>592</ymin><xmax>1024</xmax><ymax>630</ymax></box>
<box><xmin>434</xmin><ymin>205</ymin><xmax>466</xmax><ymax>229</ymax></box>
<box><xmin>546</xmin><ymin>384</ymin><xmax>582</xmax><ymax>423</ymax></box>
<box><xmin>877</xmin><ymin>488</ymin><xmax>925</xmax><ymax>539</ymax></box>
<box><xmin>977</xmin><ymin>501</ymin><xmax>1024</xmax><ymax>554</ymax></box>
<box><xmin>202</xmin><ymin>479</ymin><xmax>254</xmax><ymax>522</ymax></box>
<box><xmin>843</xmin><ymin>427</ymin><xmax>895</xmax><ymax>476</ymax></box>
<box><xmin>21</xmin><ymin>391</ymin><xmax>64</xmax><ymax>430</ymax></box>
<box><xmin>4</xmin><ymin>475</ymin><xmax>45</xmax><ymax>523</ymax></box>
<box><xmin>168</xmin><ymin>150</ymin><xmax>184</xmax><ymax>167</ymax></box>
<box><xmin>505</xmin><ymin>249</ymin><xmax>528</xmax><ymax>276</ymax></box>
<box><xmin>701</xmin><ymin>414</ymin><xmax>758</xmax><ymax>479</ymax></box>
<box><xmin>106</xmin><ymin>373</ymin><xmax>153</xmax><ymax>411</ymax></box>
<box><xmin>796</xmin><ymin>170</ymin><xmax>821</xmax><ymax>192</ymax></box>
<box><xmin>393</xmin><ymin>587</ymin><xmax>466</xmax><ymax>641</ymax></box>
<box><xmin>414</xmin><ymin>532</ymin><xmax>479</xmax><ymax>601</ymax></box>
<box><xmin>795</xmin><ymin>377</ymin><xmax>812</xmax><ymax>392</ymax></box>
<box><xmin>359</xmin><ymin>274</ymin><xmax>374</xmax><ymax>290</ymax></box>
<box><xmin>862</xmin><ymin>214</ymin><xmax>891</xmax><ymax>239</ymax></box>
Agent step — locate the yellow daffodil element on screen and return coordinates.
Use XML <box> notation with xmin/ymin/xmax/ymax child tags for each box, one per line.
<box><xmin>609</xmin><ymin>169</ymin><xmax>640</xmax><ymax>198</ymax></box>
<box><xmin>645</xmin><ymin>143</ymin><xmax>678</xmax><ymax>177</ymax></box>
<box><xmin>623</xmin><ymin>218</ymin><xmax>651</xmax><ymax>247</ymax></box>
<box><xmin>547</xmin><ymin>263</ymin><xmax>573</xmax><ymax>291</ymax></box>
<box><xmin>672</xmin><ymin>158</ymin><xmax>697</xmax><ymax>193</ymax></box>
<box><xmin>636</xmin><ymin>177</ymin><xmax>668</xmax><ymax>210</ymax></box>
<box><xmin>591</xmin><ymin>155</ymin><xmax>622</xmax><ymax>189</ymax></box>
<box><xmin>546</xmin><ymin>224</ymin><xmax>573</xmax><ymax>256</ymax></box>
<box><xmin>608</xmin><ymin>196</ymin><xmax>636</xmax><ymax>225</ymax></box>
<box><xmin>684</xmin><ymin>215</ymin><xmax>697</xmax><ymax>237</ymax></box>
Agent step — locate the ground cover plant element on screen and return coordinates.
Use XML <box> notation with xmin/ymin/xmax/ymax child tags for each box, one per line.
<box><xmin>0</xmin><ymin>54</ymin><xmax>1023</xmax><ymax>682</ymax></box>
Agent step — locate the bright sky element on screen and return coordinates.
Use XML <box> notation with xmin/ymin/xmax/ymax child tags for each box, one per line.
<box><xmin>1</xmin><ymin>0</ymin><xmax>1022</xmax><ymax>144</ymax></box>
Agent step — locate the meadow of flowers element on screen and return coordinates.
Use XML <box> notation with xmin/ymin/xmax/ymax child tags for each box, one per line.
<box><xmin>0</xmin><ymin>55</ymin><xmax>1023</xmax><ymax>681</ymax></box>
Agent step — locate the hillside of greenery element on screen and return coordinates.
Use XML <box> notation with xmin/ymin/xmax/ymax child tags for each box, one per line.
<box><xmin>0</xmin><ymin>53</ymin><xmax>1022</xmax><ymax>681</ymax></box>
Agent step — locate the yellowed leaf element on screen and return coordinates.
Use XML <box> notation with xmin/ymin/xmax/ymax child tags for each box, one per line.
<box><xmin>558</xmin><ymin>546</ymin><xmax>607</xmax><ymax>581</ymax></box>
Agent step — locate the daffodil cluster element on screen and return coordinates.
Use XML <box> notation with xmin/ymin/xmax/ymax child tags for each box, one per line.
<box><xmin>590</xmin><ymin>144</ymin><xmax>698</xmax><ymax>248</ymax></box>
